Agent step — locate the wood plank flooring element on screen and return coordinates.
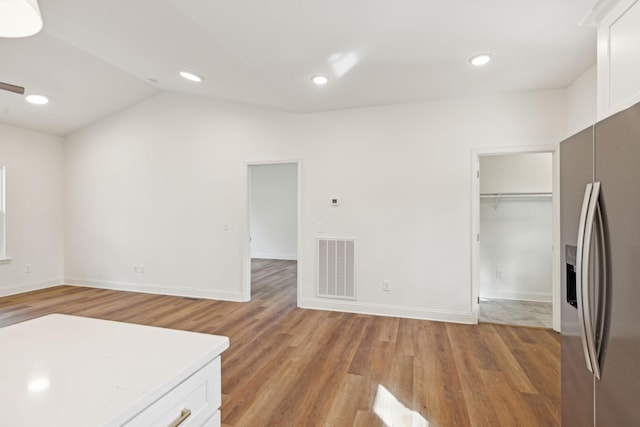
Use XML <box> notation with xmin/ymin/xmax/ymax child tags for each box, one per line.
<box><xmin>0</xmin><ymin>259</ymin><xmax>560</xmax><ymax>426</ymax></box>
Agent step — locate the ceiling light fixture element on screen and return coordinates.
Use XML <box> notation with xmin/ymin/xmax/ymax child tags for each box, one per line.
<box><xmin>311</xmin><ymin>75</ymin><xmax>329</xmax><ymax>85</ymax></box>
<box><xmin>28</xmin><ymin>377</ymin><xmax>50</xmax><ymax>393</ymax></box>
<box><xmin>179</xmin><ymin>71</ymin><xmax>203</xmax><ymax>82</ymax></box>
<box><xmin>0</xmin><ymin>0</ymin><xmax>43</xmax><ymax>38</ymax></box>
<box><xmin>469</xmin><ymin>53</ymin><xmax>493</xmax><ymax>67</ymax></box>
<box><xmin>25</xmin><ymin>94</ymin><xmax>49</xmax><ymax>105</ymax></box>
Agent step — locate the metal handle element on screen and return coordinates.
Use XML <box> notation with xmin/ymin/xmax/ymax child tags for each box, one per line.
<box><xmin>594</xmin><ymin>198</ymin><xmax>607</xmax><ymax>363</ymax></box>
<box><xmin>576</xmin><ymin>183</ymin><xmax>594</xmax><ymax>374</ymax></box>
<box><xmin>168</xmin><ymin>408</ymin><xmax>192</xmax><ymax>427</ymax></box>
<box><xmin>581</xmin><ymin>181</ymin><xmax>603</xmax><ymax>380</ymax></box>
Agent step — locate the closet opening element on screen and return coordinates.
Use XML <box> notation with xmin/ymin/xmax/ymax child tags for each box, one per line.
<box><xmin>471</xmin><ymin>150</ymin><xmax>559</xmax><ymax>330</ymax></box>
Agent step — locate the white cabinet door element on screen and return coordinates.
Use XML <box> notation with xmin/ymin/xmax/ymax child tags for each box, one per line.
<box><xmin>124</xmin><ymin>358</ymin><xmax>221</xmax><ymax>427</ymax></box>
<box><xmin>597</xmin><ymin>0</ymin><xmax>640</xmax><ymax>119</ymax></box>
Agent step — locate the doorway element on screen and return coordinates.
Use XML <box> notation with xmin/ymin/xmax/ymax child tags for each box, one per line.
<box><xmin>244</xmin><ymin>161</ymin><xmax>301</xmax><ymax>302</ymax></box>
<box><xmin>471</xmin><ymin>148</ymin><xmax>560</xmax><ymax>330</ymax></box>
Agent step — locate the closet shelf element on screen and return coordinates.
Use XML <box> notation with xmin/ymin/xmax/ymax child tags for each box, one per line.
<box><xmin>480</xmin><ymin>192</ymin><xmax>552</xmax><ymax>209</ymax></box>
<box><xmin>480</xmin><ymin>192</ymin><xmax>552</xmax><ymax>199</ymax></box>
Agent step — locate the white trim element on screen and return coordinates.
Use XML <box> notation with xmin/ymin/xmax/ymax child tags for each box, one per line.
<box><xmin>65</xmin><ymin>277</ymin><xmax>244</xmax><ymax>302</ymax></box>
<box><xmin>314</xmin><ymin>235</ymin><xmax>358</xmax><ymax>241</ymax></box>
<box><xmin>244</xmin><ymin>159</ymin><xmax>302</xmax><ymax>304</ymax></box>
<box><xmin>251</xmin><ymin>253</ymin><xmax>297</xmax><ymax>261</ymax></box>
<box><xmin>0</xmin><ymin>166</ymin><xmax>5</xmax><ymax>260</ymax></box>
<box><xmin>0</xmin><ymin>278</ymin><xmax>62</xmax><ymax>298</ymax></box>
<box><xmin>479</xmin><ymin>291</ymin><xmax>553</xmax><ymax>303</ymax></box>
<box><xmin>580</xmin><ymin>0</ymin><xmax>623</xmax><ymax>26</ymax></box>
<box><xmin>244</xmin><ymin>159</ymin><xmax>302</xmax><ymax>166</ymax></box>
<box><xmin>471</xmin><ymin>146</ymin><xmax>561</xmax><ymax>332</ymax></box>
<box><xmin>299</xmin><ymin>297</ymin><xmax>475</xmax><ymax>324</ymax></box>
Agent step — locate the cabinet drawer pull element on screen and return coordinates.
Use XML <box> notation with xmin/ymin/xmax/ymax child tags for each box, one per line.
<box><xmin>168</xmin><ymin>408</ymin><xmax>191</xmax><ymax>427</ymax></box>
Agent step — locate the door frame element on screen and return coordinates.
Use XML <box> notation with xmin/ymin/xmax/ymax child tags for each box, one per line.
<box><xmin>470</xmin><ymin>146</ymin><xmax>560</xmax><ymax>331</ymax></box>
<box><xmin>243</xmin><ymin>159</ymin><xmax>302</xmax><ymax>304</ymax></box>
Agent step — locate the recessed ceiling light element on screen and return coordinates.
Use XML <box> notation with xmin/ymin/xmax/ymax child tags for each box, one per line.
<box><xmin>28</xmin><ymin>377</ymin><xmax>50</xmax><ymax>393</ymax></box>
<box><xmin>311</xmin><ymin>75</ymin><xmax>329</xmax><ymax>85</ymax></box>
<box><xmin>179</xmin><ymin>71</ymin><xmax>203</xmax><ymax>82</ymax></box>
<box><xmin>469</xmin><ymin>54</ymin><xmax>493</xmax><ymax>67</ymax></box>
<box><xmin>25</xmin><ymin>94</ymin><xmax>49</xmax><ymax>105</ymax></box>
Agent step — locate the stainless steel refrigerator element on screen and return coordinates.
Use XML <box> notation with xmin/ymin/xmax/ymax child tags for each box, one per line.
<box><xmin>561</xmin><ymin>101</ymin><xmax>640</xmax><ymax>426</ymax></box>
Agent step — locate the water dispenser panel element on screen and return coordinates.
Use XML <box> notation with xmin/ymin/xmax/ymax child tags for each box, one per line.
<box><xmin>566</xmin><ymin>245</ymin><xmax>577</xmax><ymax>308</ymax></box>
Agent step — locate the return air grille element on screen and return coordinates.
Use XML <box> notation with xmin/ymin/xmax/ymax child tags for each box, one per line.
<box><xmin>317</xmin><ymin>238</ymin><xmax>356</xmax><ymax>300</ymax></box>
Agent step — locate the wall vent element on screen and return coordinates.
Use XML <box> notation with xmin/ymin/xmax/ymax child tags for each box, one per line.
<box><xmin>317</xmin><ymin>238</ymin><xmax>356</xmax><ymax>300</ymax></box>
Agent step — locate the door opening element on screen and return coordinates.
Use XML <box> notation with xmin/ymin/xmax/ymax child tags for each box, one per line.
<box><xmin>472</xmin><ymin>149</ymin><xmax>559</xmax><ymax>330</ymax></box>
<box><xmin>245</xmin><ymin>162</ymin><xmax>301</xmax><ymax>304</ymax></box>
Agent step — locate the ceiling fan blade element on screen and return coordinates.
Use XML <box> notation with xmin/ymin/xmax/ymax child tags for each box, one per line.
<box><xmin>0</xmin><ymin>82</ymin><xmax>25</xmax><ymax>95</ymax></box>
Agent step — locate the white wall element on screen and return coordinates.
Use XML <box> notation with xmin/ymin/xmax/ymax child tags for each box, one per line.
<box><xmin>0</xmin><ymin>124</ymin><xmax>65</xmax><ymax>296</ymax></box>
<box><xmin>479</xmin><ymin>153</ymin><xmax>553</xmax><ymax>302</ymax></box>
<box><xmin>63</xmin><ymin>89</ymin><xmax>566</xmax><ymax>323</ymax></box>
<box><xmin>296</xmin><ymin>92</ymin><xmax>565</xmax><ymax>322</ymax></box>
<box><xmin>479</xmin><ymin>200</ymin><xmax>553</xmax><ymax>301</ymax></box>
<box><xmin>250</xmin><ymin>163</ymin><xmax>297</xmax><ymax>260</ymax></box>
<box><xmin>566</xmin><ymin>64</ymin><xmax>597</xmax><ymax>137</ymax></box>
<box><xmin>64</xmin><ymin>94</ymin><xmax>298</xmax><ymax>301</ymax></box>
<box><xmin>480</xmin><ymin>153</ymin><xmax>553</xmax><ymax>194</ymax></box>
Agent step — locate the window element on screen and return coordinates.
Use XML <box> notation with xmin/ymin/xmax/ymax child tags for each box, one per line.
<box><xmin>0</xmin><ymin>166</ymin><xmax>5</xmax><ymax>259</ymax></box>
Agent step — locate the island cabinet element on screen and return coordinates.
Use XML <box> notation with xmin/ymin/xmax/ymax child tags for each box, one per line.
<box><xmin>0</xmin><ymin>314</ymin><xmax>229</xmax><ymax>427</ymax></box>
<box><xmin>596</xmin><ymin>0</ymin><xmax>640</xmax><ymax>119</ymax></box>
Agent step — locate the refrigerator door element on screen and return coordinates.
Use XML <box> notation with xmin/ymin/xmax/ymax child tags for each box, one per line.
<box><xmin>594</xmin><ymin>102</ymin><xmax>640</xmax><ymax>425</ymax></box>
<box><xmin>579</xmin><ymin>181</ymin><xmax>607</xmax><ymax>380</ymax></box>
<box><xmin>561</xmin><ymin>126</ymin><xmax>595</xmax><ymax>427</ymax></box>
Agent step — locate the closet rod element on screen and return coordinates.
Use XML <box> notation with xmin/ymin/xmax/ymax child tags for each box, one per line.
<box><xmin>480</xmin><ymin>192</ymin><xmax>552</xmax><ymax>198</ymax></box>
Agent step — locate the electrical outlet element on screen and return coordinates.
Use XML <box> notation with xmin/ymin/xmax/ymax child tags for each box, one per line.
<box><xmin>139</xmin><ymin>265</ymin><xmax>145</xmax><ymax>274</ymax></box>
<box><xmin>25</xmin><ymin>264</ymin><xmax>32</xmax><ymax>274</ymax></box>
<box><xmin>133</xmin><ymin>265</ymin><xmax>138</xmax><ymax>274</ymax></box>
<box><xmin>382</xmin><ymin>280</ymin><xmax>391</xmax><ymax>292</ymax></box>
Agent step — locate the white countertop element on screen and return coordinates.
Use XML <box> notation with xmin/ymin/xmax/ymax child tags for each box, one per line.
<box><xmin>0</xmin><ymin>314</ymin><xmax>229</xmax><ymax>426</ymax></box>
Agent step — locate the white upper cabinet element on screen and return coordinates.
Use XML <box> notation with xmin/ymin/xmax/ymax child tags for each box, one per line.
<box><xmin>595</xmin><ymin>0</ymin><xmax>640</xmax><ymax>119</ymax></box>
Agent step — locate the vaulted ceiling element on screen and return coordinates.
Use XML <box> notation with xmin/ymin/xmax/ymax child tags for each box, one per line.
<box><xmin>0</xmin><ymin>0</ymin><xmax>596</xmax><ymax>135</ymax></box>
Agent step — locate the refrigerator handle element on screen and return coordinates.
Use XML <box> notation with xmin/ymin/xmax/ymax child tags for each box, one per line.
<box><xmin>576</xmin><ymin>183</ymin><xmax>594</xmax><ymax>374</ymax></box>
<box><xmin>594</xmin><ymin>194</ymin><xmax>607</xmax><ymax>365</ymax></box>
<box><xmin>582</xmin><ymin>181</ymin><xmax>602</xmax><ymax>380</ymax></box>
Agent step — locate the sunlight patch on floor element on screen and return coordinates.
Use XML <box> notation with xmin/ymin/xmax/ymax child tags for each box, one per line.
<box><xmin>373</xmin><ymin>384</ymin><xmax>430</xmax><ymax>427</ymax></box>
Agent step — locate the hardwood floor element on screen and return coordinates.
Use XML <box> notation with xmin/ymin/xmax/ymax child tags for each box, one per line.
<box><xmin>0</xmin><ymin>259</ymin><xmax>560</xmax><ymax>426</ymax></box>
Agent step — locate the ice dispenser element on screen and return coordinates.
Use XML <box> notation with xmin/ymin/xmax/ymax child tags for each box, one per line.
<box><xmin>566</xmin><ymin>245</ymin><xmax>577</xmax><ymax>308</ymax></box>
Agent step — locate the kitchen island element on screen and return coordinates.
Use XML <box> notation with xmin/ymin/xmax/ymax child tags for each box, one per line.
<box><xmin>0</xmin><ymin>314</ymin><xmax>229</xmax><ymax>426</ymax></box>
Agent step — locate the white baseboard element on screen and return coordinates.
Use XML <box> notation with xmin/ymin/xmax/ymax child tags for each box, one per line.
<box><xmin>0</xmin><ymin>278</ymin><xmax>63</xmax><ymax>297</ymax></box>
<box><xmin>479</xmin><ymin>290</ymin><xmax>552</xmax><ymax>303</ymax></box>
<box><xmin>299</xmin><ymin>297</ymin><xmax>475</xmax><ymax>324</ymax></box>
<box><xmin>64</xmin><ymin>277</ymin><xmax>244</xmax><ymax>302</ymax></box>
<box><xmin>251</xmin><ymin>253</ymin><xmax>297</xmax><ymax>261</ymax></box>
